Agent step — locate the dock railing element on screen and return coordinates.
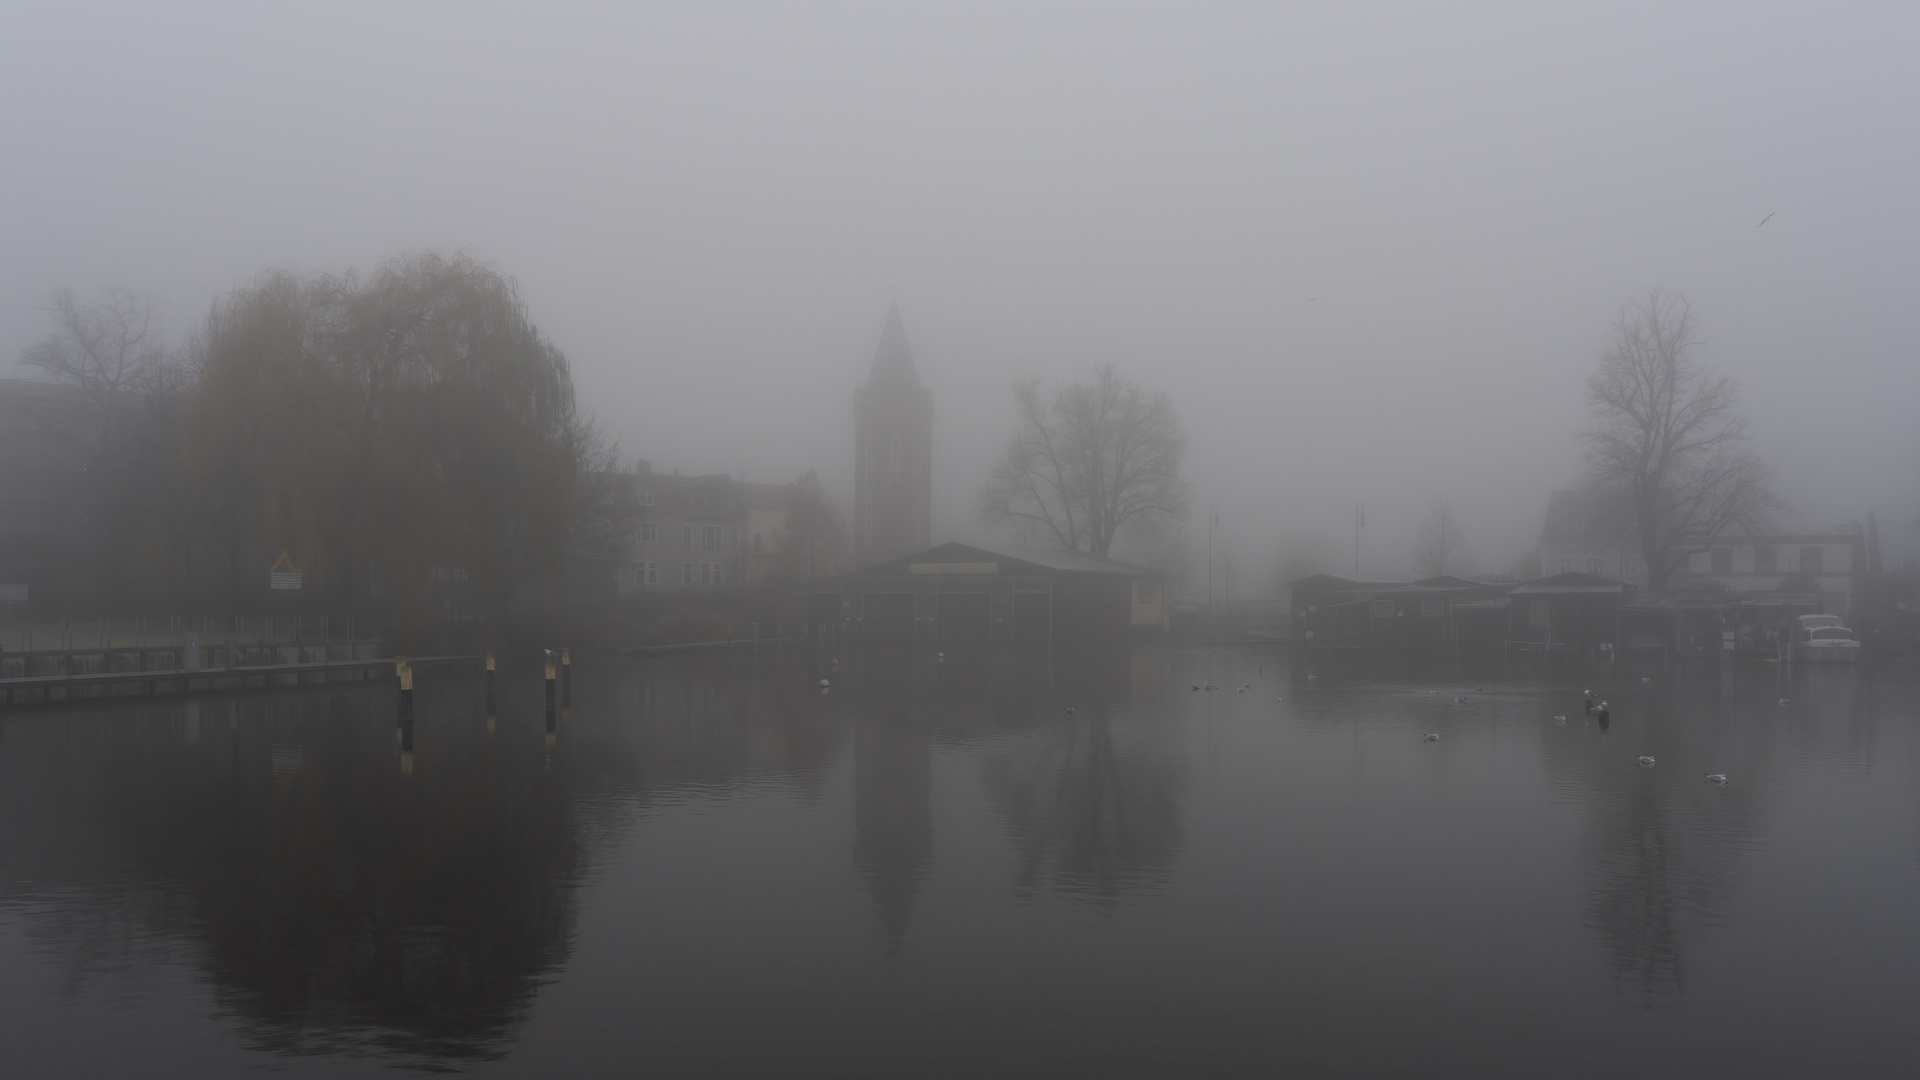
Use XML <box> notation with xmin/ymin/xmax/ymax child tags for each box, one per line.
<box><xmin>0</xmin><ymin>614</ymin><xmax>382</xmax><ymax>680</ymax></box>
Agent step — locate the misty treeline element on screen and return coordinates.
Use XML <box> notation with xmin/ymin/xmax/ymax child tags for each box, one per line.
<box><xmin>21</xmin><ymin>253</ymin><xmax>622</xmax><ymax>638</ymax></box>
<box><xmin>1269</xmin><ymin>286</ymin><xmax>1779</xmax><ymax>592</ymax></box>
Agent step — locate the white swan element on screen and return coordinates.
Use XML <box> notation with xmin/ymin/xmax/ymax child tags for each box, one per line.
<box><xmin>1424</xmin><ymin>733</ymin><xmax>1440</xmax><ymax>741</ymax></box>
<box><xmin>1704</xmin><ymin>773</ymin><xmax>1728</xmax><ymax>783</ymax></box>
<box><xmin>1638</xmin><ymin>756</ymin><xmax>1656</xmax><ymax>766</ymax></box>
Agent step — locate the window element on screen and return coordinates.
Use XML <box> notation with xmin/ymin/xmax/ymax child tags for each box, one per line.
<box><xmin>700</xmin><ymin>562</ymin><xmax>724</xmax><ymax>586</ymax></box>
<box><xmin>753</xmin><ymin>532</ymin><xmax>763</xmax><ymax>553</ymax></box>
<box><xmin>1711</xmin><ymin>547</ymin><xmax>1733</xmax><ymax>574</ymax></box>
<box><xmin>1137</xmin><ymin>581</ymin><xmax>1159</xmax><ymax>602</ymax></box>
<box><xmin>701</xmin><ymin>524</ymin><xmax>722</xmax><ymax>551</ymax></box>
<box><xmin>1371</xmin><ymin>599</ymin><xmax>1394</xmax><ymax>618</ymax></box>
<box><xmin>638</xmin><ymin>522</ymin><xmax>657</xmax><ymax>543</ymax></box>
<box><xmin>1622</xmin><ymin>556</ymin><xmax>1640</xmax><ymax>578</ymax></box>
<box><xmin>634</xmin><ymin>561</ymin><xmax>658</xmax><ymax>586</ymax></box>
<box><xmin>1421</xmin><ymin>596</ymin><xmax>1445</xmax><ymax>617</ymax></box>
<box><xmin>726</xmin><ymin>525</ymin><xmax>740</xmax><ymax>551</ymax></box>
<box><xmin>638</xmin><ymin>488</ymin><xmax>654</xmax><ymax>506</ymax></box>
<box><xmin>682</xmin><ymin>524</ymin><xmax>693</xmax><ymax>549</ymax></box>
<box><xmin>1558</xmin><ymin>556</ymin><xmax>1572</xmax><ymax>574</ymax></box>
<box><xmin>1754</xmin><ymin>545</ymin><xmax>1777</xmax><ymax>573</ymax></box>
<box><xmin>1530</xmin><ymin>597</ymin><xmax>1550</xmax><ymax>628</ymax></box>
<box><xmin>1573</xmin><ymin>513</ymin><xmax>1589</xmax><ymax>533</ymax></box>
<box><xmin>682</xmin><ymin>562</ymin><xmax>694</xmax><ymax>585</ymax></box>
<box><xmin>1586</xmin><ymin>556</ymin><xmax>1603</xmax><ymax>575</ymax></box>
<box><xmin>1801</xmin><ymin>546</ymin><xmax>1823</xmax><ymax>574</ymax></box>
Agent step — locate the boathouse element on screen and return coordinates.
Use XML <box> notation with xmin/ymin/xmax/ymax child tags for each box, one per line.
<box><xmin>809</xmin><ymin>541</ymin><xmax>1166</xmax><ymax>645</ymax></box>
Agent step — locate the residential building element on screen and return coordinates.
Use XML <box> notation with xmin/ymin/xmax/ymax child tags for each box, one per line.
<box><xmin>612</xmin><ymin>466</ymin><xmax>802</xmax><ymax>596</ymax></box>
<box><xmin>1537</xmin><ymin>490</ymin><xmax>1863</xmax><ymax>614</ymax></box>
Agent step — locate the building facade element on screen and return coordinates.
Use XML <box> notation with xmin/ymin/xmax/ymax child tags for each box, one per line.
<box><xmin>853</xmin><ymin>304</ymin><xmax>933</xmax><ymax>570</ymax></box>
<box><xmin>613</xmin><ymin>467</ymin><xmax>797</xmax><ymax>596</ymax></box>
<box><xmin>1537</xmin><ymin>490</ymin><xmax>1862</xmax><ymax>614</ymax></box>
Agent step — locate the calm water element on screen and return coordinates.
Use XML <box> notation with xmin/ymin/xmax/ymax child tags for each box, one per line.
<box><xmin>2</xmin><ymin>646</ymin><xmax>1917</xmax><ymax>1078</ymax></box>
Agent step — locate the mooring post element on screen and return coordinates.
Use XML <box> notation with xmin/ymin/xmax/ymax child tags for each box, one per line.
<box><xmin>561</xmin><ymin>647</ymin><xmax>571</xmax><ymax>707</ymax></box>
<box><xmin>397</xmin><ymin>656</ymin><xmax>413</xmax><ymax>721</ymax></box>
<box><xmin>545</xmin><ymin>702</ymin><xmax>557</xmax><ymax>748</ymax></box>
<box><xmin>485</xmin><ymin>650</ymin><xmax>497</xmax><ymax>713</ymax></box>
<box><xmin>544</xmin><ymin>652</ymin><xmax>557</xmax><ymax>740</ymax></box>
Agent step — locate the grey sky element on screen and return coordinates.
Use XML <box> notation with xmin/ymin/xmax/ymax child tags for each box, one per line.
<box><xmin>5</xmin><ymin>2</ymin><xmax>1918</xmax><ymax>581</ymax></box>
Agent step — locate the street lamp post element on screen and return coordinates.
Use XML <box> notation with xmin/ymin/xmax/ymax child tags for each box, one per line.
<box><xmin>1208</xmin><ymin>503</ymin><xmax>1221</xmax><ymax>608</ymax></box>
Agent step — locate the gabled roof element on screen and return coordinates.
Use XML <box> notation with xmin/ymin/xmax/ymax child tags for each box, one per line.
<box><xmin>1288</xmin><ymin>573</ymin><xmax>1405</xmax><ymax>592</ymax></box>
<box><xmin>1509</xmin><ymin>571</ymin><xmax>1631</xmax><ymax>595</ymax></box>
<box><xmin>865</xmin><ymin>302</ymin><xmax>921</xmax><ymax>388</ymax></box>
<box><xmin>1410</xmin><ymin>575</ymin><xmax>1487</xmax><ymax>589</ymax></box>
<box><xmin>1289</xmin><ymin>573</ymin><xmax>1492</xmax><ymax>594</ymax></box>
<box><xmin>836</xmin><ymin>541</ymin><xmax>1160</xmax><ymax>579</ymax></box>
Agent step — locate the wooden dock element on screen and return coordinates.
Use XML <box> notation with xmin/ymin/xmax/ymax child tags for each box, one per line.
<box><xmin>0</xmin><ymin>654</ymin><xmax>481</xmax><ymax>707</ymax></box>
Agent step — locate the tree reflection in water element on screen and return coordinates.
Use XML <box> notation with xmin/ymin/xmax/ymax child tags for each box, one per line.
<box><xmin>0</xmin><ymin>682</ymin><xmax>578</xmax><ymax>1067</ymax></box>
<box><xmin>979</xmin><ymin>647</ymin><xmax>1184</xmax><ymax>909</ymax></box>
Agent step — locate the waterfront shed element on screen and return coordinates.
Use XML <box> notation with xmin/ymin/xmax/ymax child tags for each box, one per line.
<box><xmin>809</xmin><ymin>541</ymin><xmax>1165</xmax><ymax>645</ymax></box>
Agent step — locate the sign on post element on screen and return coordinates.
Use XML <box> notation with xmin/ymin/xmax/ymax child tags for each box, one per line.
<box><xmin>269</xmin><ymin>551</ymin><xmax>303</xmax><ymax>591</ymax></box>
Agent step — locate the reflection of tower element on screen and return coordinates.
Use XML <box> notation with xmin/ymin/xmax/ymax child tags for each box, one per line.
<box><xmin>853</xmin><ymin>665</ymin><xmax>931</xmax><ymax>950</ymax></box>
<box><xmin>853</xmin><ymin>303</ymin><xmax>933</xmax><ymax>568</ymax></box>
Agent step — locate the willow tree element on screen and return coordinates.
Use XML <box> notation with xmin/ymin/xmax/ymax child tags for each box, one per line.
<box><xmin>178</xmin><ymin>253</ymin><xmax>588</xmax><ymax>634</ymax></box>
<box><xmin>976</xmin><ymin>363</ymin><xmax>1191</xmax><ymax>558</ymax></box>
<box><xmin>1583</xmin><ymin>289</ymin><xmax>1775</xmax><ymax>591</ymax></box>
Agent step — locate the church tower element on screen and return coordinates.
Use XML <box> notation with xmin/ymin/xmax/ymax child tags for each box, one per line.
<box><xmin>853</xmin><ymin>303</ymin><xmax>933</xmax><ymax>568</ymax></box>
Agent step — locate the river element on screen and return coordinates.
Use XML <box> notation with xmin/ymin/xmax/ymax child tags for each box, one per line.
<box><xmin>2</xmin><ymin>645</ymin><xmax>1916</xmax><ymax>1077</ymax></box>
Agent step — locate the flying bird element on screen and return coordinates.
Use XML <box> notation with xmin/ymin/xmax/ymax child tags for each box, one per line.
<box><xmin>1638</xmin><ymin>756</ymin><xmax>1657</xmax><ymax>767</ymax></box>
<box><xmin>1065</xmin><ymin>707</ymin><xmax>1076</xmax><ymax>716</ymax></box>
<box><xmin>1757</xmin><ymin>211</ymin><xmax>1775</xmax><ymax>228</ymax></box>
<box><xmin>1779</xmin><ymin>697</ymin><xmax>1792</xmax><ymax>706</ymax></box>
<box><xmin>1424</xmin><ymin>733</ymin><xmax>1440</xmax><ymax>742</ymax></box>
<box><xmin>1705</xmin><ymin>773</ymin><xmax>1728</xmax><ymax>784</ymax></box>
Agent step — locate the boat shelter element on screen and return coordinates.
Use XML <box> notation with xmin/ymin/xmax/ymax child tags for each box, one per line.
<box><xmin>808</xmin><ymin>541</ymin><xmax>1166</xmax><ymax>646</ymax></box>
<box><xmin>1503</xmin><ymin>572</ymin><xmax>1632</xmax><ymax>663</ymax></box>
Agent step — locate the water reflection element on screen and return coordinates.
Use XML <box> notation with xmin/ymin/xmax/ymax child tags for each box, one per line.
<box><xmin>977</xmin><ymin>647</ymin><xmax>1185</xmax><ymax>909</ymax></box>
<box><xmin>0</xmin><ymin>685</ymin><xmax>579</xmax><ymax>1066</ymax></box>
<box><xmin>851</xmin><ymin>655</ymin><xmax>932</xmax><ymax>949</ymax></box>
<box><xmin>5</xmin><ymin>647</ymin><xmax>1911</xmax><ymax>1075</ymax></box>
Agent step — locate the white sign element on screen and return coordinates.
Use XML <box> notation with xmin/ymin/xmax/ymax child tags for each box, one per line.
<box><xmin>270</xmin><ymin>571</ymin><xmax>302</xmax><ymax>590</ymax></box>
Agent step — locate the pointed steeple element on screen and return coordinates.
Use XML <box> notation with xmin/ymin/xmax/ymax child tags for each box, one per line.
<box><xmin>866</xmin><ymin>302</ymin><xmax>921</xmax><ymax>388</ymax></box>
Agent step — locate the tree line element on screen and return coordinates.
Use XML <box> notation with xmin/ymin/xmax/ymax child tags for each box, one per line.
<box><xmin>17</xmin><ymin>253</ymin><xmax>611</xmax><ymax>641</ymax></box>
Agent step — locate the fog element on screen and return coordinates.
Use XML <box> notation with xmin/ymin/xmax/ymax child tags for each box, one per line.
<box><xmin>6</xmin><ymin>1</ymin><xmax>1918</xmax><ymax>584</ymax></box>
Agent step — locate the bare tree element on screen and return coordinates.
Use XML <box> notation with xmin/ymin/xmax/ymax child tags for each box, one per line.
<box><xmin>976</xmin><ymin>364</ymin><xmax>1191</xmax><ymax>558</ymax></box>
<box><xmin>1411</xmin><ymin>498</ymin><xmax>1471</xmax><ymax>578</ymax></box>
<box><xmin>21</xmin><ymin>287</ymin><xmax>168</xmax><ymax>454</ymax></box>
<box><xmin>1584</xmin><ymin>289</ymin><xmax>1775</xmax><ymax>591</ymax></box>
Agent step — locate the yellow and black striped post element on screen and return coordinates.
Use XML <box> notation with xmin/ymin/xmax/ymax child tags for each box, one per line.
<box><xmin>561</xmin><ymin>647</ymin><xmax>571</xmax><ymax>708</ymax></box>
<box><xmin>396</xmin><ymin>657</ymin><xmax>415</xmax><ymax>774</ymax></box>
<box><xmin>544</xmin><ymin>651</ymin><xmax>557</xmax><ymax>742</ymax></box>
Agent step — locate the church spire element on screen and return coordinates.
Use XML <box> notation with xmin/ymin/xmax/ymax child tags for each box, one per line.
<box><xmin>866</xmin><ymin>301</ymin><xmax>921</xmax><ymax>388</ymax></box>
